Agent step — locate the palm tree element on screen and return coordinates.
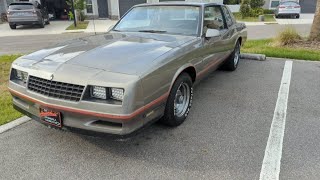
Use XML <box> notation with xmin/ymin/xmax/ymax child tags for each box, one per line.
<box><xmin>310</xmin><ymin>0</ymin><xmax>320</xmax><ymax>41</ymax></box>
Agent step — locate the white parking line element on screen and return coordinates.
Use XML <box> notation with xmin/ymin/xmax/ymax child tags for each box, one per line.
<box><xmin>259</xmin><ymin>61</ymin><xmax>293</xmax><ymax>180</ymax></box>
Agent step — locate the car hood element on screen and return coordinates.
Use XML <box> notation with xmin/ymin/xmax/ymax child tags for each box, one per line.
<box><xmin>18</xmin><ymin>32</ymin><xmax>196</xmax><ymax>75</ymax></box>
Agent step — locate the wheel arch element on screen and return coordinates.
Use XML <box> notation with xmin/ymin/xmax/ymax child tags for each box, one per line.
<box><xmin>170</xmin><ymin>64</ymin><xmax>197</xmax><ymax>91</ymax></box>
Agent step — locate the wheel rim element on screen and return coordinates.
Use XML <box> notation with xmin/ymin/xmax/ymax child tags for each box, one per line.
<box><xmin>174</xmin><ymin>82</ymin><xmax>190</xmax><ymax>118</ymax></box>
<box><xmin>234</xmin><ymin>44</ymin><xmax>240</xmax><ymax>67</ymax></box>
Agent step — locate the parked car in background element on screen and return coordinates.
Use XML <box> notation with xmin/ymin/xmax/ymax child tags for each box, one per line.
<box><xmin>275</xmin><ymin>1</ymin><xmax>301</xmax><ymax>19</ymax></box>
<box><xmin>8</xmin><ymin>2</ymin><xmax>247</xmax><ymax>135</ymax></box>
<box><xmin>7</xmin><ymin>2</ymin><xmax>49</xmax><ymax>29</ymax></box>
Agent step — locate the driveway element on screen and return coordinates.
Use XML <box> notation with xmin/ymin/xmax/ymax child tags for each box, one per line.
<box><xmin>1</xmin><ymin>58</ymin><xmax>319</xmax><ymax>180</ymax></box>
<box><xmin>276</xmin><ymin>13</ymin><xmax>315</xmax><ymax>25</ymax></box>
<box><xmin>0</xmin><ymin>20</ymin><xmax>117</xmax><ymax>37</ymax></box>
<box><xmin>0</xmin><ymin>21</ymin><xmax>72</xmax><ymax>37</ymax></box>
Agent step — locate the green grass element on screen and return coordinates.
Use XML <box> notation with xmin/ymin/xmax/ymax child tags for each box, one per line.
<box><xmin>242</xmin><ymin>39</ymin><xmax>320</xmax><ymax>61</ymax></box>
<box><xmin>0</xmin><ymin>55</ymin><xmax>23</xmax><ymax>125</ymax></box>
<box><xmin>234</xmin><ymin>14</ymin><xmax>276</xmax><ymax>22</ymax></box>
<box><xmin>66</xmin><ymin>21</ymin><xmax>89</xmax><ymax>30</ymax></box>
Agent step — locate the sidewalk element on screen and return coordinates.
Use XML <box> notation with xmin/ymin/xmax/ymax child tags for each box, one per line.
<box><xmin>0</xmin><ymin>20</ymin><xmax>117</xmax><ymax>37</ymax></box>
<box><xmin>0</xmin><ymin>21</ymin><xmax>73</xmax><ymax>37</ymax></box>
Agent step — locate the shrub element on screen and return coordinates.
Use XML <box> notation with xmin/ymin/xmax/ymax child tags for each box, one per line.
<box><xmin>240</xmin><ymin>0</ymin><xmax>251</xmax><ymax>18</ymax></box>
<box><xmin>263</xmin><ymin>9</ymin><xmax>275</xmax><ymax>14</ymax></box>
<box><xmin>273</xmin><ymin>27</ymin><xmax>302</xmax><ymax>46</ymax></box>
<box><xmin>250</xmin><ymin>0</ymin><xmax>265</xmax><ymax>9</ymax></box>
<box><xmin>79</xmin><ymin>11</ymin><xmax>86</xmax><ymax>21</ymax></box>
<box><xmin>250</xmin><ymin>8</ymin><xmax>264</xmax><ymax>17</ymax></box>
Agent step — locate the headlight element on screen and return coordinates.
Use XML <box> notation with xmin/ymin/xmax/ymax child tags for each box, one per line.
<box><xmin>89</xmin><ymin>86</ymin><xmax>125</xmax><ymax>101</ymax></box>
<box><xmin>11</xmin><ymin>68</ymin><xmax>28</xmax><ymax>85</ymax></box>
<box><xmin>110</xmin><ymin>88</ymin><xmax>124</xmax><ymax>101</ymax></box>
<box><xmin>90</xmin><ymin>86</ymin><xmax>107</xmax><ymax>100</ymax></box>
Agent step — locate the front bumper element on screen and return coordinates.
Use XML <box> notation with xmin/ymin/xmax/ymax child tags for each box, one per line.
<box><xmin>9</xmin><ymin>87</ymin><xmax>167</xmax><ymax>135</ymax></box>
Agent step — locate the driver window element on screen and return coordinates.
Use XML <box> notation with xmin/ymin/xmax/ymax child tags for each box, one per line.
<box><xmin>204</xmin><ymin>6</ymin><xmax>225</xmax><ymax>31</ymax></box>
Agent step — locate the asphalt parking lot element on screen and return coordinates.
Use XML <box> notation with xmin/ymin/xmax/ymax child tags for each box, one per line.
<box><xmin>1</xmin><ymin>58</ymin><xmax>319</xmax><ymax>180</ymax></box>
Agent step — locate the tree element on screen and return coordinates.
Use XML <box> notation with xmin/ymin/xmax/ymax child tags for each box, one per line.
<box><xmin>310</xmin><ymin>0</ymin><xmax>320</xmax><ymax>41</ymax></box>
<box><xmin>240</xmin><ymin>0</ymin><xmax>251</xmax><ymax>18</ymax></box>
<box><xmin>66</xmin><ymin>0</ymin><xmax>86</xmax><ymax>21</ymax></box>
<box><xmin>250</xmin><ymin>0</ymin><xmax>265</xmax><ymax>9</ymax></box>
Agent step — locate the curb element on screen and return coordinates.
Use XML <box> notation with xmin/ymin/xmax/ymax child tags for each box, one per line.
<box><xmin>240</xmin><ymin>53</ymin><xmax>266</xmax><ymax>61</ymax></box>
<box><xmin>0</xmin><ymin>116</ymin><xmax>30</xmax><ymax>134</ymax></box>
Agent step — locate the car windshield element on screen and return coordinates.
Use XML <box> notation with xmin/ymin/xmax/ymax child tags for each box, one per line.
<box><xmin>113</xmin><ymin>5</ymin><xmax>201</xmax><ymax>36</ymax></box>
<box><xmin>9</xmin><ymin>4</ymin><xmax>34</xmax><ymax>10</ymax></box>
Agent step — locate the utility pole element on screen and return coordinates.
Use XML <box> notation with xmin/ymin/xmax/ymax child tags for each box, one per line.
<box><xmin>71</xmin><ymin>0</ymin><xmax>77</xmax><ymax>27</ymax></box>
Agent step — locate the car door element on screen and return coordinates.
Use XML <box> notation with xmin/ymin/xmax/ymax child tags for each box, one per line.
<box><xmin>200</xmin><ymin>5</ymin><xmax>230</xmax><ymax>74</ymax></box>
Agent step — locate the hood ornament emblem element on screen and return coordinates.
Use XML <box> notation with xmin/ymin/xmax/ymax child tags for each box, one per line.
<box><xmin>50</xmin><ymin>74</ymin><xmax>54</xmax><ymax>80</ymax></box>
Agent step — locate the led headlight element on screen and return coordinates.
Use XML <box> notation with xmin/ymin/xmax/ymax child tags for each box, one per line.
<box><xmin>110</xmin><ymin>88</ymin><xmax>124</xmax><ymax>101</ymax></box>
<box><xmin>11</xmin><ymin>69</ymin><xmax>28</xmax><ymax>84</ymax></box>
<box><xmin>90</xmin><ymin>86</ymin><xmax>107</xmax><ymax>100</ymax></box>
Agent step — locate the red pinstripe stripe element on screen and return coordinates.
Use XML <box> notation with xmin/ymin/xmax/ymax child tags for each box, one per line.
<box><xmin>9</xmin><ymin>88</ymin><xmax>169</xmax><ymax>121</ymax></box>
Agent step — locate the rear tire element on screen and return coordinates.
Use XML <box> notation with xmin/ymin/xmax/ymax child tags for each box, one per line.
<box><xmin>221</xmin><ymin>40</ymin><xmax>241</xmax><ymax>71</ymax></box>
<box><xmin>39</xmin><ymin>18</ymin><xmax>45</xmax><ymax>28</ymax></box>
<box><xmin>160</xmin><ymin>73</ymin><xmax>193</xmax><ymax>127</ymax></box>
<box><xmin>9</xmin><ymin>24</ymin><xmax>16</xmax><ymax>29</ymax></box>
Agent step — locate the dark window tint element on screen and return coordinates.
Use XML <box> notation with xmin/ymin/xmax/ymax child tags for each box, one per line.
<box><xmin>271</xmin><ymin>1</ymin><xmax>280</xmax><ymax>8</ymax></box>
<box><xmin>9</xmin><ymin>4</ymin><xmax>34</xmax><ymax>10</ymax></box>
<box><xmin>281</xmin><ymin>2</ymin><xmax>299</xmax><ymax>6</ymax></box>
<box><xmin>222</xmin><ymin>6</ymin><xmax>233</xmax><ymax>27</ymax></box>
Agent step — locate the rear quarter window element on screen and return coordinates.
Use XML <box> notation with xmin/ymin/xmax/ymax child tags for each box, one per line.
<box><xmin>222</xmin><ymin>6</ymin><xmax>234</xmax><ymax>27</ymax></box>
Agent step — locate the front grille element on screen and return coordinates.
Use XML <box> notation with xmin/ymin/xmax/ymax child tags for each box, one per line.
<box><xmin>27</xmin><ymin>76</ymin><xmax>85</xmax><ymax>102</ymax></box>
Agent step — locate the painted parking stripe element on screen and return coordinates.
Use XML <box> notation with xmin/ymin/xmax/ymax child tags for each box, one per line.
<box><xmin>259</xmin><ymin>61</ymin><xmax>293</xmax><ymax>180</ymax></box>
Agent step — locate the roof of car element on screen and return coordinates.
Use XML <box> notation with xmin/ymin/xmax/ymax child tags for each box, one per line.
<box><xmin>135</xmin><ymin>1</ymin><xmax>223</xmax><ymax>7</ymax></box>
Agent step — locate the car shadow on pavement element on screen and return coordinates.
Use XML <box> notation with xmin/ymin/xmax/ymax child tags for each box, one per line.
<box><xmin>70</xmin><ymin>72</ymin><xmax>227</xmax><ymax>172</ymax></box>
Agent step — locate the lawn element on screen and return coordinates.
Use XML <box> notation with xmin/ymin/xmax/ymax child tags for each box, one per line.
<box><xmin>66</xmin><ymin>21</ymin><xmax>89</xmax><ymax>30</ymax></box>
<box><xmin>234</xmin><ymin>14</ymin><xmax>276</xmax><ymax>22</ymax></box>
<box><xmin>242</xmin><ymin>39</ymin><xmax>320</xmax><ymax>61</ymax></box>
<box><xmin>0</xmin><ymin>55</ymin><xmax>23</xmax><ymax>125</ymax></box>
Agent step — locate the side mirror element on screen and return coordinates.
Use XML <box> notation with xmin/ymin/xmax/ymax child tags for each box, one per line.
<box><xmin>205</xmin><ymin>29</ymin><xmax>220</xmax><ymax>38</ymax></box>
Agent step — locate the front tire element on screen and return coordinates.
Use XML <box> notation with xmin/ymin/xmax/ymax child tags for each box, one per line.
<box><xmin>160</xmin><ymin>73</ymin><xmax>193</xmax><ymax>127</ymax></box>
<box><xmin>222</xmin><ymin>40</ymin><xmax>241</xmax><ymax>71</ymax></box>
<box><xmin>9</xmin><ymin>24</ymin><xmax>16</xmax><ymax>29</ymax></box>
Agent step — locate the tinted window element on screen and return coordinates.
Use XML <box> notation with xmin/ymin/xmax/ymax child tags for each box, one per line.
<box><xmin>9</xmin><ymin>4</ymin><xmax>34</xmax><ymax>10</ymax></box>
<box><xmin>204</xmin><ymin>6</ymin><xmax>225</xmax><ymax>30</ymax></box>
<box><xmin>222</xmin><ymin>6</ymin><xmax>233</xmax><ymax>27</ymax></box>
<box><xmin>271</xmin><ymin>1</ymin><xmax>280</xmax><ymax>8</ymax></box>
<box><xmin>281</xmin><ymin>2</ymin><xmax>299</xmax><ymax>6</ymax></box>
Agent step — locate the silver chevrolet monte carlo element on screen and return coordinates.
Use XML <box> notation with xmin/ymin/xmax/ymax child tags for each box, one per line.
<box><xmin>9</xmin><ymin>2</ymin><xmax>247</xmax><ymax>135</ymax></box>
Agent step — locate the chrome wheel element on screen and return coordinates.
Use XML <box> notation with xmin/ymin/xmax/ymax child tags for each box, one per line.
<box><xmin>174</xmin><ymin>82</ymin><xmax>190</xmax><ymax>117</ymax></box>
<box><xmin>234</xmin><ymin>44</ymin><xmax>240</xmax><ymax>67</ymax></box>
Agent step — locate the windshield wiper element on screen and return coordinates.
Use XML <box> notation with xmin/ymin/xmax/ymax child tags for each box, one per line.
<box><xmin>138</xmin><ymin>30</ymin><xmax>167</xmax><ymax>33</ymax></box>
